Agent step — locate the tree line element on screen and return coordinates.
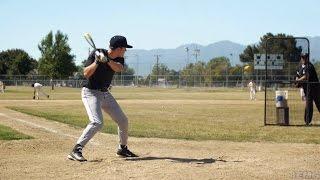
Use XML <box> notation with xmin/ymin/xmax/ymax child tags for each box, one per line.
<box><xmin>0</xmin><ymin>31</ymin><xmax>319</xmax><ymax>81</ymax></box>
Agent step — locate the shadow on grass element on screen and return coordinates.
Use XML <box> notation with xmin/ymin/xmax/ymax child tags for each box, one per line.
<box><xmin>264</xmin><ymin>124</ymin><xmax>320</xmax><ymax>127</ymax></box>
<box><xmin>125</xmin><ymin>156</ymin><xmax>242</xmax><ymax>164</ymax></box>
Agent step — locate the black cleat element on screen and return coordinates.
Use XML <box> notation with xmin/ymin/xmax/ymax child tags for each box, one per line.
<box><xmin>67</xmin><ymin>144</ymin><xmax>87</xmax><ymax>162</ymax></box>
<box><xmin>117</xmin><ymin>146</ymin><xmax>138</xmax><ymax>158</ymax></box>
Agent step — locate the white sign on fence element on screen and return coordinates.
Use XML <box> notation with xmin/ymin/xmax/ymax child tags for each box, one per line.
<box><xmin>254</xmin><ymin>54</ymin><xmax>284</xmax><ymax>70</ymax></box>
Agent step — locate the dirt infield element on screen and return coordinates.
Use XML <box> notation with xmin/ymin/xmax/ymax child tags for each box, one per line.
<box><xmin>0</xmin><ymin>102</ymin><xmax>320</xmax><ymax>179</ymax></box>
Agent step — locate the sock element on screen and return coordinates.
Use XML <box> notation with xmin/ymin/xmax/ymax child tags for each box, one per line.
<box><xmin>74</xmin><ymin>144</ymin><xmax>83</xmax><ymax>151</ymax></box>
<box><xmin>119</xmin><ymin>145</ymin><xmax>127</xmax><ymax>149</ymax></box>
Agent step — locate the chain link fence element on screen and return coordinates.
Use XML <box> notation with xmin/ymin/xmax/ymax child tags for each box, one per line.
<box><xmin>0</xmin><ymin>74</ymin><xmax>300</xmax><ymax>89</ymax></box>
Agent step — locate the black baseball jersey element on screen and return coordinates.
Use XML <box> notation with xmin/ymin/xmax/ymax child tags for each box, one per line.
<box><xmin>297</xmin><ymin>62</ymin><xmax>319</xmax><ymax>90</ymax></box>
<box><xmin>83</xmin><ymin>49</ymin><xmax>124</xmax><ymax>90</ymax></box>
<box><xmin>306</xmin><ymin>63</ymin><xmax>319</xmax><ymax>83</ymax></box>
<box><xmin>297</xmin><ymin>62</ymin><xmax>319</xmax><ymax>82</ymax></box>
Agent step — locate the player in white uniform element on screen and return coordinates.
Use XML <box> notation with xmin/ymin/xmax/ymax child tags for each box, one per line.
<box><xmin>248</xmin><ymin>80</ymin><xmax>256</xmax><ymax>100</ymax></box>
<box><xmin>32</xmin><ymin>83</ymin><xmax>49</xmax><ymax>100</ymax></box>
<box><xmin>0</xmin><ymin>81</ymin><xmax>4</xmax><ymax>93</ymax></box>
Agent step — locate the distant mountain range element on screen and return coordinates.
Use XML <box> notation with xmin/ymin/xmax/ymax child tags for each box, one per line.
<box><xmin>125</xmin><ymin>37</ymin><xmax>320</xmax><ymax>76</ymax></box>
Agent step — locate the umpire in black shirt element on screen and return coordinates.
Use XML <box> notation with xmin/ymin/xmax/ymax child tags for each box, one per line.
<box><xmin>296</xmin><ymin>53</ymin><xmax>320</xmax><ymax>125</ymax></box>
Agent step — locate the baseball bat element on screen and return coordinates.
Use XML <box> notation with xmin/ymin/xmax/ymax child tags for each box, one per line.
<box><xmin>84</xmin><ymin>33</ymin><xmax>109</xmax><ymax>62</ymax></box>
<box><xmin>84</xmin><ymin>32</ymin><xmax>103</xmax><ymax>59</ymax></box>
<box><xmin>84</xmin><ymin>33</ymin><xmax>97</xmax><ymax>50</ymax></box>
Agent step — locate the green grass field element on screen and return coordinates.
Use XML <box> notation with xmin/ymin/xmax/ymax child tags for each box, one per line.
<box><xmin>2</xmin><ymin>86</ymin><xmax>320</xmax><ymax>143</ymax></box>
<box><xmin>1</xmin><ymin>85</ymin><xmax>262</xmax><ymax>100</ymax></box>
<box><xmin>0</xmin><ymin>124</ymin><xmax>33</xmax><ymax>140</ymax></box>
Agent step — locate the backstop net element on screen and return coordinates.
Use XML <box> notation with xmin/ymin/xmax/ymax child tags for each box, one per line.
<box><xmin>262</xmin><ymin>37</ymin><xmax>320</xmax><ymax>126</ymax></box>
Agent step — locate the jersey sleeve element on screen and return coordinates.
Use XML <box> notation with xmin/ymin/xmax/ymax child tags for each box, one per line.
<box><xmin>84</xmin><ymin>51</ymin><xmax>96</xmax><ymax>67</ymax></box>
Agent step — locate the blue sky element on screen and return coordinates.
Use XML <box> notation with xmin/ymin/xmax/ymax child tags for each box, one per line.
<box><xmin>0</xmin><ymin>0</ymin><xmax>319</xmax><ymax>64</ymax></box>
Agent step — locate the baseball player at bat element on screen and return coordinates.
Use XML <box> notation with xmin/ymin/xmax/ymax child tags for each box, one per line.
<box><xmin>68</xmin><ymin>35</ymin><xmax>138</xmax><ymax>162</ymax></box>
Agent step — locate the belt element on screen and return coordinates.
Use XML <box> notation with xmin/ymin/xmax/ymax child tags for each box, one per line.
<box><xmin>85</xmin><ymin>86</ymin><xmax>110</xmax><ymax>92</ymax></box>
<box><xmin>96</xmin><ymin>87</ymin><xmax>110</xmax><ymax>92</ymax></box>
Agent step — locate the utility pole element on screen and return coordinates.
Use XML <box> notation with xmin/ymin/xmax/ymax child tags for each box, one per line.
<box><xmin>241</xmin><ymin>54</ymin><xmax>244</xmax><ymax>89</ymax></box>
<box><xmin>134</xmin><ymin>54</ymin><xmax>139</xmax><ymax>86</ymax></box>
<box><xmin>193</xmin><ymin>47</ymin><xmax>200</xmax><ymax>62</ymax></box>
<box><xmin>226</xmin><ymin>53</ymin><xmax>233</xmax><ymax>87</ymax></box>
<box><xmin>154</xmin><ymin>54</ymin><xmax>161</xmax><ymax>86</ymax></box>
<box><xmin>185</xmin><ymin>47</ymin><xmax>190</xmax><ymax>66</ymax></box>
<box><xmin>185</xmin><ymin>47</ymin><xmax>190</xmax><ymax>87</ymax></box>
<box><xmin>122</xmin><ymin>56</ymin><xmax>127</xmax><ymax>86</ymax></box>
